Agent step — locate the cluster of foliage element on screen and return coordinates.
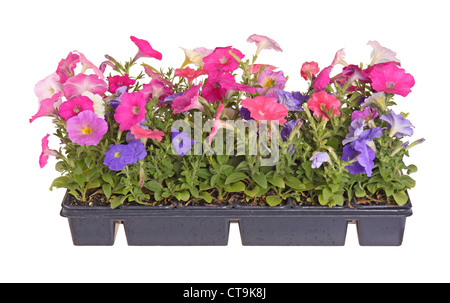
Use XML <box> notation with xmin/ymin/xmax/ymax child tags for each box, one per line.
<box><xmin>32</xmin><ymin>35</ymin><xmax>423</xmax><ymax>207</ymax></box>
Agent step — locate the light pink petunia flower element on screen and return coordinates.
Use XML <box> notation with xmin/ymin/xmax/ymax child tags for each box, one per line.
<box><xmin>75</xmin><ymin>50</ymin><xmax>105</xmax><ymax>79</ymax></box>
<box><xmin>331</xmin><ymin>49</ymin><xmax>348</xmax><ymax>67</ymax></box>
<box><xmin>175</xmin><ymin>67</ymin><xmax>208</xmax><ymax>83</ymax></box>
<box><xmin>39</xmin><ymin>134</ymin><xmax>59</xmax><ymax>168</ymax></box>
<box><xmin>29</xmin><ymin>92</ymin><xmax>62</xmax><ymax>123</ymax></box>
<box><xmin>241</xmin><ymin>96</ymin><xmax>288</xmax><ymax>125</ymax></box>
<box><xmin>180</xmin><ymin>47</ymin><xmax>214</xmax><ymax>68</ymax></box>
<box><xmin>301</xmin><ymin>62</ymin><xmax>320</xmax><ymax>81</ymax></box>
<box><xmin>63</xmin><ymin>74</ymin><xmax>108</xmax><ymax>100</ymax></box>
<box><xmin>66</xmin><ymin>110</ymin><xmax>108</xmax><ymax>146</ymax></box>
<box><xmin>247</xmin><ymin>34</ymin><xmax>282</xmax><ymax>55</ymax></box>
<box><xmin>131</xmin><ymin>36</ymin><xmax>163</xmax><ymax>62</ymax></box>
<box><xmin>130</xmin><ymin>124</ymin><xmax>165</xmax><ymax>142</ymax></box>
<box><xmin>35</xmin><ymin>73</ymin><xmax>64</xmax><ymax>102</ymax></box>
<box><xmin>368</xmin><ymin>41</ymin><xmax>401</xmax><ymax>66</ymax></box>
<box><xmin>114</xmin><ymin>91</ymin><xmax>147</xmax><ymax>131</ymax></box>
<box><xmin>59</xmin><ymin>96</ymin><xmax>95</xmax><ymax>121</ymax></box>
<box><xmin>56</xmin><ymin>52</ymin><xmax>80</xmax><ymax>84</ymax></box>
<box><xmin>172</xmin><ymin>84</ymin><xmax>204</xmax><ymax>114</ymax></box>
<box><xmin>209</xmin><ymin>104</ymin><xmax>234</xmax><ymax>145</ymax></box>
<box><xmin>141</xmin><ymin>79</ymin><xmax>174</xmax><ymax>101</ymax></box>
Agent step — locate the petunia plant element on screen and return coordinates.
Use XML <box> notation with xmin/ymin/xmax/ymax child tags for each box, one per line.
<box><xmin>32</xmin><ymin>35</ymin><xmax>423</xmax><ymax>208</ymax></box>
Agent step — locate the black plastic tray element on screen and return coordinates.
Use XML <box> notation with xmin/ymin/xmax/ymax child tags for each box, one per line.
<box><xmin>60</xmin><ymin>193</ymin><xmax>412</xmax><ymax>246</ymax></box>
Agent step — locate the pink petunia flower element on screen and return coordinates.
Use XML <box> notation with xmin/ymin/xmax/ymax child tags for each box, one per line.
<box><xmin>248</xmin><ymin>64</ymin><xmax>278</xmax><ymax>74</ymax></box>
<box><xmin>241</xmin><ymin>96</ymin><xmax>288</xmax><ymax>125</ymax></box>
<box><xmin>35</xmin><ymin>73</ymin><xmax>63</xmax><ymax>102</ymax></box>
<box><xmin>313</xmin><ymin>65</ymin><xmax>333</xmax><ymax>92</ymax></box>
<box><xmin>114</xmin><ymin>91</ymin><xmax>147</xmax><ymax>131</ymax></box>
<box><xmin>75</xmin><ymin>50</ymin><xmax>105</xmax><ymax>80</ymax></box>
<box><xmin>203</xmin><ymin>46</ymin><xmax>244</xmax><ymax>72</ymax></box>
<box><xmin>56</xmin><ymin>52</ymin><xmax>80</xmax><ymax>84</ymax></box>
<box><xmin>369</xmin><ymin>62</ymin><xmax>415</xmax><ymax>97</ymax></box>
<box><xmin>172</xmin><ymin>84</ymin><xmax>204</xmax><ymax>114</ymax></box>
<box><xmin>39</xmin><ymin>134</ymin><xmax>59</xmax><ymax>168</ymax></box>
<box><xmin>29</xmin><ymin>92</ymin><xmax>62</xmax><ymax>123</ymax></box>
<box><xmin>351</xmin><ymin>107</ymin><xmax>378</xmax><ymax>122</ymax></box>
<box><xmin>66</xmin><ymin>110</ymin><xmax>108</xmax><ymax>146</ymax></box>
<box><xmin>59</xmin><ymin>96</ymin><xmax>95</xmax><ymax>121</ymax></box>
<box><xmin>143</xmin><ymin>64</ymin><xmax>174</xmax><ymax>88</ymax></box>
<box><xmin>202</xmin><ymin>71</ymin><xmax>256</xmax><ymax>103</ymax></box>
<box><xmin>256</xmin><ymin>69</ymin><xmax>286</xmax><ymax>98</ymax></box>
<box><xmin>108</xmin><ymin>74</ymin><xmax>136</xmax><ymax>94</ymax></box>
<box><xmin>368</xmin><ymin>41</ymin><xmax>400</xmax><ymax>66</ymax></box>
<box><xmin>209</xmin><ymin>104</ymin><xmax>234</xmax><ymax>145</ymax></box>
<box><xmin>247</xmin><ymin>34</ymin><xmax>282</xmax><ymax>55</ymax></box>
<box><xmin>64</xmin><ymin>74</ymin><xmax>108</xmax><ymax>100</ymax></box>
<box><xmin>175</xmin><ymin>67</ymin><xmax>208</xmax><ymax>83</ymax></box>
<box><xmin>131</xmin><ymin>36</ymin><xmax>162</xmax><ymax>62</ymax></box>
<box><xmin>130</xmin><ymin>124</ymin><xmax>165</xmax><ymax>142</ymax></box>
<box><xmin>307</xmin><ymin>91</ymin><xmax>341</xmax><ymax>121</ymax></box>
<box><xmin>301</xmin><ymin>62</ymin><xmax>320</xmax><ymax>81</ymax></box>
<box><xmin>141</xmin><ymin>79</ymin><xmax>174</xmax><ymax>101</ymax></box>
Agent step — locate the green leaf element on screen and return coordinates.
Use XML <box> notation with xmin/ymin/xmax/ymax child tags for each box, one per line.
<box><xmin>50</xmin><ymin>176</ymin><xmax>69</xmax><ymax>190</ymax></box>
<box><xmin>407</xmin><ymin>164</ymin><xmax>418</xmax><ymax>174</ymax></box>
<box><xmin>322</xmin><ymin>187</ymin><xmax>332</xmax><ymax>201</ymax></box>
<box><xmin>200</xmin><ymin>192</ymin><xmax>213</xmax><ymax>203</ymax></box>
<box><xmin>145</xmin><ymin>180</ymin><xmax>163</xmax><ymax>193</ymax></box>
<box><xmin>268</xmin><ymin>175</ymin><xmax>285</xmax><ymax>189</ymax></box>
<box><xmin>393</xmin><ymin>191</ymin><xmax>409</xmax><ymax>205</ymax></box>
<box><xmin>318</xmin><ymin>194</ymin><xmax>328</xmax><ymax>206</ymax></box>
<box><xmin>86</xmin><ymin>179</ymin><xmax>101</xmax><ymax>190</ymax></box>
<box><xmin>111</xmin><ymin>195</ymin><xmax>127</xmax><ymax>209</ymax></box>
<box><xmin>399</xmin><ymin>175</ymin><xmax>416</xmax><ymax>189</ymax></box>
<box><xmin>331</xmin><ymin>194</ymin><xmax>344</xmax><ymax>206</ymax></box>
<box><xmin>175</xmin><ymin>190</ymin><xmax>190</xmax><ymax>202</ymax></box>
<box><xmin>245</xmin><ymin>185</ymin><xmax>260</xmax><ymax>197</ymax></box>
<box><xmin>102</xmin><ymin>184</ymin><xmax>112</xmax><ymax>199</ymax></box>
<box><xmin>224</xmin><ymin>181</ymin><xmax>246</xmax><ymax>192</ymax></box>
<box><xmin>102</xmin><ymin>174</ymin><xmax>114</xmax><ymax>185</ymax></box>
<box><xmin>285</xmin><ymin>176</ymin><xmax>306</xmax><ymax>190</ymax></box>
<box><xmin>253</xmin><ymin>172</ymin><xmax>267</xmax><ymax>189</ymax></box>
<box><xmin>225</xmin><ymin>172</ymin><xmax>248</xmax><ymax>185</ymax></box>
<box><xmin>266</xmin><ymin>196</ymin><xmax>283</xmax><ymax>207</ymax></box>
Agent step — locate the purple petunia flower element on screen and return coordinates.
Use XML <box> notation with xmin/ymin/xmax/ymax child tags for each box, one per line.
<box><xmin>66</xmin><ymin>110</ymin><xmax>108</xmax><ymax>146</ymax></box>
<box><xmin>341</xmin><ymin>126</ymin><xmax>383</xmax><ymax>177</ymax></box>
<box><xmin>103</xmin><ymin>144</ymin><xmax>136</xmax><ymax>171</ymax></box>
<box><xmin>128</xmin><ymin>140</ymin><xmax>147</xmax><ymax>162</ymax></box>
<box><xmin>276</xmin><ymin>89</ymin><xmax>302</xmax><ymax>111</ymax></box>
<box><xmin>171</xmin><ymin>129</ymin><xmax>194</xmax><ymax>157</ymax></box>
<box><xmin>342</xmin><ymin>119</ymin><xmax>366</xmax><ymax>145</ymax></box>
<box><xmin>380</xmin><ymin>110</ymin><xmax>414</xmax><ymax>138</ymax></box>
<box><xmin>281</xmin><ymin>119</ymin><xmax>302</xmax><ymax>142</ymax></box>
<box><xmin>310</xmin><ymin>152</ymin><xmax>331</xmax><ymax>169</ymax></box>
<box><xmin>240</xmin><ymin>107</ymin><xmax>253</xmax><ymax>120</ymax></box>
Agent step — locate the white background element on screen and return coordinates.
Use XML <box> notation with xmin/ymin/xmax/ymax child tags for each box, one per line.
<box><xmin>0</xmin><ymin>0</ymin><xmax>448</xmax><ymax>283</ymax></box>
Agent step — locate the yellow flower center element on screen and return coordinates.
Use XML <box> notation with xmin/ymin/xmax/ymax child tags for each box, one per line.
<box><xmin>82</xmin><ymin>127</ymin><xmax>93</xmax><ymax>135</ymax></box>
<box><xmin>264</xmin><ymin>78</ymin><xmax>275</xmax><ymax>88</ymax></box>
<box><xmin>114</xmin><ymin>152</ymin><xmax>121</xmax><ymax>158</ymax></box>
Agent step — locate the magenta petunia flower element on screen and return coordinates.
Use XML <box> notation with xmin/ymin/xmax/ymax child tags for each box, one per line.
<box><xmin>172</xmin><ymin>84</ymin><xmax>204</xmax><ymax>114</ymax></box>
<box><xmin>202</xmin><ymin>71</ymin><xmax>256</xmax><ymax>103</ymax></box>
<box><xmin>108</xmin><ymin>74</ymin><xmax>136</xmax><ymax>94</ymax></box>
<box><xmin>59</xmin><ymin>96</ymin><xmax>95</xmax><ymax>121</ymax></box>
<box><xmin>66</xmin><ymin>110</ymin><xmax>108</xmax><ymax>146</ymax></box>
<box><xmin>131</xmin><ymin>36</ymin><xmax>162</xmax><ymax>62</ymax></box>
<box><xmin>203</xmin><ymin>46</ymin><xmax>244</xmax><ymax>72</ymax></box>
<box><xmin>313</xmin><ymin>65</ymin><xmax>332</xmax><ymax>92</ymax></box>
<box><xmin>307</xmin><ymin>91</ymin><xmax>341</xmax><ymax>121</ymax></box>
<box><xmin>256</xmin><ymin>69</ymin><xmax>286</xmax><ymax>98</ymax></box>
<box><xmin>351</xmin><ymin>107</ymin><xmax>378</xmax><ymax>122</ymax></box>
<box><xmin>29</xmin><ymin>92</ymin><xmax>62</xmax><ymax>123</ymax></box>
<box><xmin>141</xmin><ymin>79</ymin><xmax>174</xmax><ymax>101</ymax></box>
<box><xmin>39</xmin><ymin>134</ymin><xmax>59</xmax><ymax>168</ymax></box>
<box><xmin>64</xmin><ymin>74</ymin><xmax>108</xmax><ymax>100</ymax></box>
<box><xmin>369</xmin><ymin>62</ymin><xmax>415</xmax><ymax>97</ymax></box>
<box><xmin>241</xmin><ymin>96</ymin><xmax>288</xmax><ymax>125</ymax></box>
<box><xmin>114</xmin><ymin>91</ymin><xmax>147</xmax><ymax>131</ymax></box>
<box><xmin>130</xmin><ymin>124</ymin><xmax>165</xmax><ymax>142</ymax></box>
<box><xmin>247</xmin><ymin>34</ymin><xmax>282</xmax><ymax>55</ymax></box>
<box><xmin>56</xmin><ymin>52</ymin><xmax>80</xmax><ymax>84</ymax></box>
